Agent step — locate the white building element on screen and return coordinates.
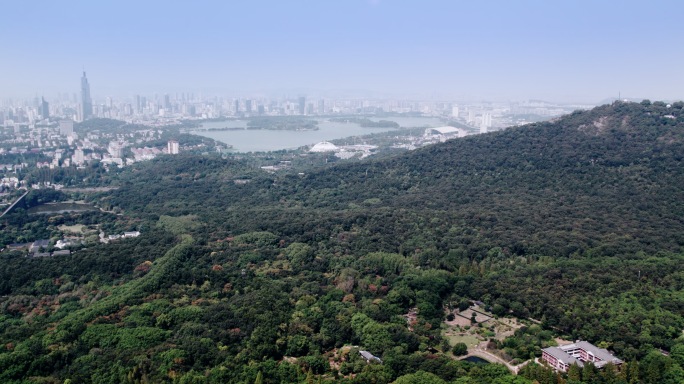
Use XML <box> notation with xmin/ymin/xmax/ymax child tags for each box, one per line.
<box><xmin>59</xmin><ymin>120</ymin><xmax>74</xmax><ymax>136</ymax></box>
<box><xmin>424</xmin><ymin>126</ymin><xmax>468</xmax><ymax>142</ymax></box>
<box><xmin>309</xmin><ymin>141</ymin><xmax>338</xmax><ymax>153</ymax></box>
<box><xmin>167</xmin><ymin>140</ymin><xmax>179</xmax><ymax>154</ymax></box>
<box><xmin>480</xmin><ymin>113</ymin><xmax>492</xmax><ymax>134</ymax></box>
<box><xmin>451</xmin><ymin>106</ymin><xmax>460</xmax><ymax>118</ymax></box>
<box><xmin>73</xmin><ymin>149</ymin><xmax>85</xmax><ymax>165</ymax></box>
<box><xmin>542</xmin><ymin>341</ymin><xmax>622</xmax><ymax>372</ymax></box>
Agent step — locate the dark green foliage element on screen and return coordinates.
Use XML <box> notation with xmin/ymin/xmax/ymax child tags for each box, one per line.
<box><xmin>453</xmin><ymin>342</ymin><xmax>468</xmax><ymax>356</ymax></box>
<box><xmin>2</xmin><ymin>102</ymin><xmax>684</xmax><ymax>382</ymax></box>
<box><xmin>500</xmin><ymin>325</ymin><xmax>554</xmax><ymax>360</ymax></box>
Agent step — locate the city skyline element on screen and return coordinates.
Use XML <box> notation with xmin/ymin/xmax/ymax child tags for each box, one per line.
<box><xmin>1</xmin><ymin>0</ymin><xmax>683</xmax><ymax>103</ymax></box>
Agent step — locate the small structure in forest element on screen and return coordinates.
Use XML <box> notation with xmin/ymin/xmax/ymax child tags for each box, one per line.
<box><xmin>359</xmin><ymin>350</ymin><xmax>382</xmax><ymax>364</ymax></box>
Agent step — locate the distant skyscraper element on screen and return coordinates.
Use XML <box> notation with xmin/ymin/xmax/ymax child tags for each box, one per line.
<box><xmin>451</xmin><ymin>106</ymin><xmax>459</xmax><ymax>118</ymax></box>
<box><xmin>480</xmin><ymin>113</ymin><xmax>491</xmax><ymax>134</ymax></box>
<box><xmin>245</xmin><ymin>99</ymin><xmax>252</xmax><ymax>113</ymax></box>
<box><xmin>318</xmin><ymin>99</ymin><xmax>325</xmax><ymax>115</ymax></box>
<box><xmin>482</xmin><ymin>112</ymin><xmax>492</xmax><ymax>127</ymax></box>
<box><xmin>40</xmin><ymin>97</ymin><xmax>49</xmax><ymax>119</ymax></box>
<box><xmin>234</xmin><ymin>99</ymin><xmax>239</xmax><ymax>115</ymax></box>
<box><xmin>80</xmin><ymin>72</ymin><xmax>93</xmax><ymax>121</ymax></box>
<box><xmin>167</xmin><ymin>140</ymin><xmax>179</xmax><ymax>155</ymax></box>
<box><xmin>135</xmin><ymin>95</ymin><xmax>141</xmax><ymax>113</ymax></box>
<box><xmin>298</xmin><ymin>96</ymin><xmax>306</xmax><ymax>115</ymax></box>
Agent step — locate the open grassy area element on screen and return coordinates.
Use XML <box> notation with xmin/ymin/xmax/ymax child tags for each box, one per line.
<box><xmin>443</xmin><ymin>331</ymin><xmax>481</xmax><ymax>348</ymax></box>
<box><xmin>58</xmin><ymin>224</ymin><xmax>86</xmax><ymax>233</ymax></box>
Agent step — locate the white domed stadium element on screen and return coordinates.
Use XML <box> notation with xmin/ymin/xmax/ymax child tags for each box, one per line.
<box><xmin>309</xmin><ymin>141</ymin><xmax>338</xmax><ymax>153</ymax></box>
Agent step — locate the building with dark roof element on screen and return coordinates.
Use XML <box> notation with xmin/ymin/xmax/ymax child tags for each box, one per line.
<box><xmin>29</xmin><ymin>239</ymin><xmax>50</xmax><ymax>254</ymax></box>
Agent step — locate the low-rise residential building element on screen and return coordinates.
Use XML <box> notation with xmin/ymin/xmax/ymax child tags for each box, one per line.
<box><xmin>542</xmin><ymin>341</ymin><xmax>622</xmax><ymax>372</ymax></box>
<box><xmin>29</xmin><ymin>239</ymin><xmax>50</xmax><ymax>254</ymax></box>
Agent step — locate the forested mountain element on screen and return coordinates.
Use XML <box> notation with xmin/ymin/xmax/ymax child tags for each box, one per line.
<box><xmin>110</xmin><ymin>100</ymin><xmax>684</xmax><ymax>258</ymax></box>
<box><xmin>2</xmin><ymin>101</ymin><xmax>684</xmax><ymax>383</ymax></box>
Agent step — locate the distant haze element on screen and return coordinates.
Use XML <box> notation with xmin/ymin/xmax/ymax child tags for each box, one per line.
<box><xmin>1</xmin><ymin>0</ymin><xmax>683</xmax><ymax>103</ymax></box>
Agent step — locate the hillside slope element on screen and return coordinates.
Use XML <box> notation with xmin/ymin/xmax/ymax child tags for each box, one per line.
<box><xmin>110</xmin><ymin>100</ymin><xmax>684</xmax><ymax>258</ymax></box>
<box><xmin>288</xmin><ymin>100</ymin><xmax>684</xmax><ymax>256</ymax></box>
<box><xmin>3</xmin><ymin>101</ymin><xmax>683</xmax><ymax>383</ymax></box>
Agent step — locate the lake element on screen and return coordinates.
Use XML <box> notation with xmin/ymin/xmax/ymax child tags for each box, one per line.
<box><xmin>191</xmin><ymin>116</ymin><xmax>444</xmax><ymax>152</ymax></box>
<box><xmin>461</xmin><ymin>356</ymin><xmax>490</xmax><ymax>364</ymax></box>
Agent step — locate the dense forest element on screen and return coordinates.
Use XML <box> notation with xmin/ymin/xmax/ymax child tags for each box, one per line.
<box><xmin>1</xmin><ymin>101</ymin><xmax>684</xmax><ymax>383</ymax></box>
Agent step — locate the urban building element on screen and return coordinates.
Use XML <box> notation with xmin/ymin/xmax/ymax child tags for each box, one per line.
<box><xmin>40</xmin><ymin>97</ymin><xmax>49</xmax><ymax>119</ymax></box>
<box><xmin>298</xmin><ymin>96</ymin><xmax>306</xmax><ymax>115</ymax></box>
<box><xmin>424</xmin><ymin>126</ymin><xmax>467</xmax><ymax>142</ymax></box>
<box><xmin>167</xmin><ymin>140</ymin><xmax>179</xmax><ymax>154</ymax></box>
<box><xmin>451</xmin><ymin>106</ymin><xmax>459</xmax><ymax>118</ymax></box>
<box><xmin>80</xmin><ymin>72</ymin><xmax>93</xmax><ymax>121</ymax></box>
<box><xmin>309</xmin><ymin>141</ymin><xmax>338</xmax><ymax>152</ymax></box>
<box><xmin>59</xmin><ymin>120</ymin><xmax>74</xmax><ymax>136</ymax></box>
<box><xmin>108</xmin><ymin>142</ymin><xmax>123</xmax><ymax>158</ymax></box>
<box><xmin>72</xmin><ymin>149</ymin><xmax>85</xmax><ymax>165</ymax></box>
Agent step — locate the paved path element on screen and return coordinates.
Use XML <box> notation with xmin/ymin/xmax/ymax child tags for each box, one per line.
<box><xmin>0</xmin><ymin>190</ymin><xmax>29</xmax><ymax>218</ymax></box>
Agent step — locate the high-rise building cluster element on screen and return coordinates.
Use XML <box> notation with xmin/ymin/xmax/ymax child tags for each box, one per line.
<box><xmin>0</xmin><ymin>72</ymin><xmax>589</xmax><ymax>131</ymax></box>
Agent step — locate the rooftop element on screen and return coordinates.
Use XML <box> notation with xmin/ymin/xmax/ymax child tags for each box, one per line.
<box><xmin>359</xmin><ymin>350</ymin><xmax>382</xmax><ymax>363</ymax></box>
<box><xmin>544</xmin><ymin>341</ymin><xmax>622</xmax><ymax>369</ymax></box>
<box><xmin>309</xmin><ymin>141</ymin><xmax>338</xmax><ymax>153</ymax></box>
<box><xmin>544</xmin><ymin>346</ymin><xmax>579</xmax><ymax>366</ymax></box>
<box><xmin>561</xmin><ymin>341</ymin><xmax>623</xmax><ymax>367</ymax></box>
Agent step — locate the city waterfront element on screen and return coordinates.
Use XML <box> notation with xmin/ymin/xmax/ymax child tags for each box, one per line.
<box><xmin>192</xmin><ymin>117</ymin><xmax>444</xmax><ymax>152</ymax></box>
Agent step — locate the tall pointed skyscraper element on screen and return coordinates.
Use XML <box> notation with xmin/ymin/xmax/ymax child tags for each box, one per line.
<box><xmin>40</xmin><ymin>97</ymin><xmax>49</xmax><ymax>119</ymax></box>
<box><xmin>80</xmin><ymin>71</ymin><xmax>93</xmax><ymax>121</ymax></box>
<box><xmin>298</xmin><ymin>96</ymin><xmax>306</xmax><ymax>115</ymax></box>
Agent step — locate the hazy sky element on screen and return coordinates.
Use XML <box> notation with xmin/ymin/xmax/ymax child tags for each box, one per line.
<box><xmin>2</xmin><ymin>0</ymin><xmax>683</xmax><ymax>102</ymax></box>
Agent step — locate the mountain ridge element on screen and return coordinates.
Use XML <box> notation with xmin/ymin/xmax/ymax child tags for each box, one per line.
<box><xmin>261</xmin><ymin>101</ymin><xmax>684</xmax><ymax>256</ymax></box>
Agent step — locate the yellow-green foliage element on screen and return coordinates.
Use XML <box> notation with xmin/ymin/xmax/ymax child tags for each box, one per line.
<box><xmin>156</xmin><ymin>215</ymin><xmax>201</xmax><ymax>235</ymax></box>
